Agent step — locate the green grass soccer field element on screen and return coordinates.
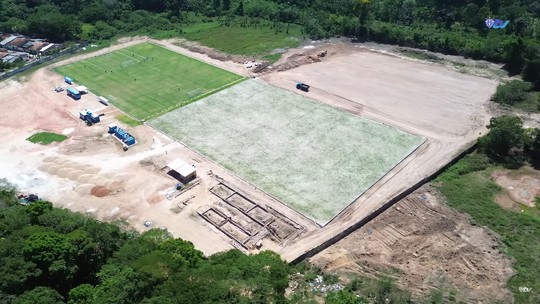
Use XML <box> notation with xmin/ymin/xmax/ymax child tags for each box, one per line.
<box><xmin>54</xmin><ymin>43</ymin><xmax>244</xmax><ymax>120</ymax></box>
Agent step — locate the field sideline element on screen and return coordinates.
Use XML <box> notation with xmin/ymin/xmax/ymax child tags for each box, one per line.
<box><xmin>54</xmin><ymin>42</ymin><xmax>244</xmax><ymax>121</ymax></box>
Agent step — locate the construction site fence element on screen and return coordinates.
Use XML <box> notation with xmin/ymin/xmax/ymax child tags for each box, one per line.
<box><xmin>290</xmin><ymin>142</ymin><xmax>479</xmax><ymax>264</ymax></box>
<box><xmin>0</xmin><ymin>41</ymin><xmax>89</xmax><ymax>81</ymax></box>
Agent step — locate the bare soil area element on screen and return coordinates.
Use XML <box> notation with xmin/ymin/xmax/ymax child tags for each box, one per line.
<box><xmin>311</xmin><ymin>185</ymin><xmax>515</xmax><ymax>304</ymax></box>
<box><xmin>492</xmin><ymin>167</ymin><xmax>540</xmax><ymax>208</ymax></box>
<box><xmin>0</xmin><ymin>42</ymin><xmax>317</xmax><ymax>257</ymax></box>
<box><xmin>262</xmin><ymin>42</ymin><xmax>497</xmax><ymax>262</ymax></box>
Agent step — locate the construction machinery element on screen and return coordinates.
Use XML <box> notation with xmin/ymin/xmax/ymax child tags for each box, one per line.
<box><xmin>17</xmin><ymin>193</ymin><xmax>40</xmax><ymax>205</ymax></box>
<box><xmin>79</xmin><ymin>109</ymin><xmax>105</xmax><ymax>126</ymax></box>
<box><xmin>317</xmin><ymin>50</ymin><xmax>328</xmax><ymax>58</ymax></box>
<box><xmin>296</xmin><ymin>82</ymin><xmax>310</xmax><ymax>92</ymax></box>
<box><xmin>54</xmin><ymin>85</ymin><xmax>64</xmax><ymax>92</ymax></box>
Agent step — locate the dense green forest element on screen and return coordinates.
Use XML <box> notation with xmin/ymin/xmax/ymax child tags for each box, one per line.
<box><xmin>0</xmin><ymin>183</ymin><xmax>418</xmax><ymax>304</ymax></box>
<box><xmin>0</xmin><ymin>0</ymin><xmax>539</xmax><ymax>87</ymax></box>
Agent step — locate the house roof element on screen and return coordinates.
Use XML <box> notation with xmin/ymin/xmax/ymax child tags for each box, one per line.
<box><xmin>9</xmin><ymin>37</ymin><xmax>28</xmax><ymax>47</ymax></box>
<box><xmin>39</xmin><ymin>43</ymin><xmax>55</xmax><ymax>52</ymax></box>
<box><xmin>2</xmin><ymin>55</ymin><xmax>21</xmax><ymax>63</ymax></box>
<box><xmin>30</xmin><ymin>41</ymin><xmax>47</xmax><ymax>51</ymax></box>
<box><xmin>22</xmin><ymin>40</ymin><xmax>35</xmax><ymax>48</ymax></box>
<box><xmin>167</xmin><ymin>159</ymin><xmax>196</xmax><ymax>177</ymax></box>
<box><xmin>0</xmin><ymin>35</ymin><xmax>18</xmax><ymax>46</ymax></box>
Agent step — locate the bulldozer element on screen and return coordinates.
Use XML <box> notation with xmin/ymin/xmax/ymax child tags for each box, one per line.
<box><xmin>317</xmin><ymin>50</ymin><xmax>328</xmax><ymax>58</ymax></box>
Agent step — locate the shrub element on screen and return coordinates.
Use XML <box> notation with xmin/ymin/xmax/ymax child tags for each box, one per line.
<box><xmin>492</xmin><ymin>80</ymin><xmax>532</xmax><ymax>105</ymax></box>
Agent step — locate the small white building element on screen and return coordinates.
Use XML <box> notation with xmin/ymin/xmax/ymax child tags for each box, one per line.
<box><xmin>166</xmin><ymin>159</ymin><xmax>197</xmax><ymax>183</ymax></box>
<box><xmin>75</xmin><ymin>85</ymin><xmax>88</xmax><ymax>94</ymax></box>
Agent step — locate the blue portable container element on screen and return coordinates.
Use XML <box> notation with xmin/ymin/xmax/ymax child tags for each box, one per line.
<box><xmin>66</xmin><ymin>88</ymin><xmax>81</xmax><ymax>100</ymax></box>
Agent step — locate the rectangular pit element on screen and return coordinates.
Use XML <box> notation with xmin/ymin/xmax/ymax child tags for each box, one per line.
<box><xmin>226</xmin><ymin>193</ymin><xmax>256</xmax><ymax>212</ymax></box>
<box><xmin>210</xmin><ymin>183</ymin><xmax>235</xmax><ymax>200</ymax></box>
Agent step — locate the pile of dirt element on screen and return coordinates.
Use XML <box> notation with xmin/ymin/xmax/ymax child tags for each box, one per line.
<box><xmin>90</xmin><ymin>185</ymin><xmax>111</xmax><ymax>197</ymax></box>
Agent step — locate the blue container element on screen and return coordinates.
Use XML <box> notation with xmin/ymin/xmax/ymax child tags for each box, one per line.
<box><xmin>125</xmin><ymin>137</ymin><xmax>136</xmax><ymax>146</ymax></box>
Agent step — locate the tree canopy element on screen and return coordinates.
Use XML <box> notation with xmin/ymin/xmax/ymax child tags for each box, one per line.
<box><xmin>0</xmin><ymin>188</ymin><xmax>415</xmax><ymax>304</ymax></box>
<box><xmin>0</xmin><ymin>0</ymin><xmax>538</xmax><ymax>88</ymax></box>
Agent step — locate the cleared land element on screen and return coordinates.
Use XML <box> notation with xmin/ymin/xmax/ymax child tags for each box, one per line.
<box><xmin>54</xmin><ymin>42</ymin><xmax>244</xmax><ymax>120</ymax></box>
<box><xmin>150</xmin><ymin>80</ymin><xmax>424</xmax><ymax>225</ymax></box>
<box><xmin>312</xmin><ymin>185</ymin><xmax>514</xmax><ymax>303</ymax></box>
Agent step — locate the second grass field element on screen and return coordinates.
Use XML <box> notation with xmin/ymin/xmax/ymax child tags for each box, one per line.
<box><xmin>54</xmin><ymin>43</ymin><xmax>244</xmax><ymax>120</ymax></box>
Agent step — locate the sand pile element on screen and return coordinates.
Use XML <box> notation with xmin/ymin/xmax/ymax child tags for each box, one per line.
<box><xmin>91</xmin><ymin>185</ymin><xmax>111</xmax><ymax>197</ymax></box>
<box><xmin>75</xmin><ymin>184</ymin><xmax>94</xmax><ymax>195</ymax></box>
<box><xmin>38</xmin><ymin>159</ymin><xmax>123</xmax><ymax>196</ymax></box>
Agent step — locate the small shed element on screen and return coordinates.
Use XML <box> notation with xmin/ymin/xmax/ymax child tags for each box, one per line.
<box><xmin>75</xmin><ymin>85</ymin><xmax>88</xmax><ymax>93</ymax></box>
<box><xmin>39</xmin><ymin>43</ymin><xmax>55</xmax><ymax>54</ymax></box>
<box><xmin>166</xmin><ymin>159</ymin><xmax>197</xmax><ymax>183</ymax></box>
<box><xmin>0</xmin><ymin>35</ymin><xmax>18</xmax><ymax>48</ymax></box>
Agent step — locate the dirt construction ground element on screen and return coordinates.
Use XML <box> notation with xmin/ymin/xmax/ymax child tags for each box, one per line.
<box><xmin>262</xmin><ymin>43</ymin><xmax>497</xmax><ymax>261</ymax></box>
<box><xmin>1</xmin><ymin>38</ymin><xmax>498</xmax><ymax>266</ymax></box>
<box><xmin>311</xmin><ymin>185</ymin><xmax>515</xmax><ymax>303</ymax></box>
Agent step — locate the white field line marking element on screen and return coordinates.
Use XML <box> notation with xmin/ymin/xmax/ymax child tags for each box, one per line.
<box><xmin>120</xmin><ymin>48</ymin><xmax>148</xmax><ymax>61</ymax></box>
<box><xmin>83</xmin><ymin>59</ymin><xmax>107</xmax><ymax>71</ymax></box>
<box><xmin>116</xmin><ymin>49</ymin><xmax>143</xmax><ymax>63</ymax></box>
<box><xmin>142</xmin><ymin>77</ymin><xmax>246</xmax><ymax>121</ymax></box>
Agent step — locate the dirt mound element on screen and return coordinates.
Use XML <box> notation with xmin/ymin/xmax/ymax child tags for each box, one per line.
<box><xmin>77</xmin><ymin>174</ymin><xmax>94</xmax><ymax>183</ymax></box>
<box><xmin>83</xmin><ymin>166</ymin><xmax>100</xmax><ymax>174</ymax></box>
<box><xmin>75</xmin><ymin>184</ymin><xmax>94</xmax><ymax>195</ymax></box>
<box><xmin>46</xmin><ymin>164</ymin><xmax>62</xmax><ymax>175</ymax></box>
<box><xmin>106</xmin><ymin>180</ymin><xmax>123</xmax><ymax>191</ymax></box>
<box><xmin>67</xmin><ymin>169</ymin><xmax>85</xmax><ymax>180</ymax></box>
<box><xmin>43</xmin><ymin>156</ymin><xmax>59</xmax><ymax>163</ymax></box>
<box><xmin>57</xmin><ymin>167</ymin><xmax>75</xmax><ymax>178</ymax></box>
<box><xmin>90</xmin><ymin>185</ymin><xmax>111</xmax><ymax>197</ymax></box>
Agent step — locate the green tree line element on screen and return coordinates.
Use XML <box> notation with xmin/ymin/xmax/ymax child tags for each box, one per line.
<box><xmin>1</xmin><ymin>0</ymin><xmax>539</xmax><ymax>87</ymax></box>
<box><xmin>1</xmin><ymin>184</ymin><xmax>419</xmax><ymax>304</ymax></box>
<box><xmin>0</xmin><ymin>194</ymin><xmax>292</xmax><ymax>303</ymax></box>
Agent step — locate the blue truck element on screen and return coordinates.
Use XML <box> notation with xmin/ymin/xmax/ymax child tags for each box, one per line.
<box><xmin>66</xmin><ymin>88</ymin><xmax>81</xmax><ymax>100</ymax></box>
<box><xmin>79</xmin><ymin>109</ymin><xmax>104</xmax><ymax>126</ymax></box>
<box><xmin>64</xmin><ymin>76</ymin><xmax>73</xmax><ymax>84</ymax></box>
